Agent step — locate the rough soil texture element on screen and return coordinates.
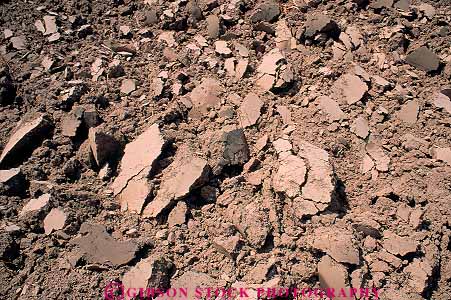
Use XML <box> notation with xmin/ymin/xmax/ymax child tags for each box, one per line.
<box><xmin>1</xmin><ymin>0</ymin><xmax>451</xmax><ymax>299</ymax></box>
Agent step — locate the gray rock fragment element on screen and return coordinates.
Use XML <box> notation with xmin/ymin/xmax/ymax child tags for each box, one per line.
<box><xmin>250</xmin><ymin>1</ymin><xmax>280</xmax><ymax>23</ymax></box>
<box><xmin>405</xmin><ymin>47</ymin><xmax>440</xmax><ymax>72</ymax></box>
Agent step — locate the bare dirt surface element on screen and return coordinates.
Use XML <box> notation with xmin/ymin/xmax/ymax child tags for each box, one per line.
<box><xmin>1</xmin><ymin>0</ymin><xmax>451</xmax><ymax>299</ymax></box>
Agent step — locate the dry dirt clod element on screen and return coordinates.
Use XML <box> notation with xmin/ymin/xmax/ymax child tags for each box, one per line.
<box><xmin>151</xmin><ymin>78</ymin><xmax>164</xmax><ymax>98</ymax></box>
<box><xmin>111</xmin><ymin>124</ymin><xmax>163</xmax><ymax>195</ymax></box>
<box><xmin>203</xmin><ymin>127</ymin><xmax>250</xmax><ymax>175</ymax></box>
<box><xmin>273</xmin><ymin>138</ymin><xmax>292</xmax><ymax>154</ymax></box>
<box><xmin>431</xmin><ymin>147</ymin><xmax>451</xmax><ymax>166</ymax></box>
<box><xmin>142</xmin><ymin>151</ymin><xmax>209</xmax><ymax>218</ymax></box>
<box><xmin>19</xmin><ymin>194</ymin><xmax>50</xmax><ymax>217</ymax></box>
<box><xmin>61</xmin><ymin>111</ymin><xmax>83</xmax><ymax>138</ymax></box>
<box><xmin>312</xmin><ymin>227</ymin><xmax>360</xmax><ymax>265</ymax></box>
<box><xmin>394</xmin><ymin>0</ymin><xmax>411</xmax><ymax>11</ymax></box>
<box><xmin>0</xmin><ymin>168</ymin><xmax>25</xmax><ymax>195</ymax></box>
<box><xmin>351</xmin><ymin>116</ymin><xmax>370</xmax><ymax>139</ymax></box>
<box><xmin>297</xmin><ymin>140</ymin><xmax>336</xmax><ymax>205</ymax></box>
<box><xmin>230</xmin><ymin>199</ymin><xmax>270</xmax><ymax>249</ymax></box>
<box><xmin>317</xmin><ymin>95</ymin><xmax>345</xmax><ymax>122</ymax></box>
<box><xmin>434</xmin><ymin>90</ymin><xmax>451</xmax><ymax>114</ymax></box>
<box><xmin>34</xmin><ymin>20</ymin><xmax>45</xmax><ymax>33</ymax></box>
<box><xmin>43</xmin><ymin>15</ymin><xmax>58</xmax><ymax>35</ymax></box>
<box><xmin>275</xmin><ymin>20</ymin><xmax>296</xmax><ymax>51</ymax></box>
<box><xmin>214</xmin><ymin>40</ymin><xmax>232</xmax><ymax>56</ymax></box>
<box><xmin>256</xmin><ymin>48</ymin><xmax>294</xmax><ymax>92</ymax></box>
<box><xmin>167</xmin><ymin>201</ymin><xmax>188</xmax><ymax>228</ymax></box>
<box><xmin>318</xmin><ymin>255</ymin><xmax>350</xmax><ymax>299</ymax></box>
<box><xmin>235</xmin><ymin>59</ymin><xmax>248</xmax><ymax>81</ymax></box>
<box><xmin>304</xmin><ymin>14</ymin><xmax>339</xmax><ymax>39</ymax></box>
<box><xmin>366</xmin><ymin>142</ymin><xmax>390</xmax><ymax>172</ymax></box>
<box><xmin>370</xmin><ymin>0</ymin><xmax>394</xmax><ymax>10</ymax></box>
<box><xmin>234</xmin><ymin>42</ymin><xmax>249</xmax><ymax>57</ymax></box>
<box><xmin>339</xmin><ymin>26</ymin><xmax>362</xmax><ymax>50</ymax></box>
<box><xmin>212</xmin><ymin>235</ymin><xmax>243</xmax><ymax>259</ymax></box>
<box><xmin>244</xmin><ymin>258</ymin><xmax>277</xmax><ymax>284</ymax></box>
<box><xmin>122</xmin><ymin>256</ymin><xmax>173</xmax><ymax>299</ymax></box>
<box><xmin>382</xmin><ymin>231</ymin><xmax>418</xmax><ymax>256</ymax></box>
<box><xmin>255</xmin><ymin>134</ymin><xmax>268</xmax><ymax>152</ymax></box>
<box><xmin>88</xmin><ymin>127</ymin><xmax>120</xmax><ymax>167</ymax></box>
<box><xmin>11</xmin><ymin>36</ymin><xmax>26</xmax><ymax>50</ymax></box>
<box><xmin>43</xmin><ymin>208</ymin><xmax>66</xmax><ymax>235</ymax></box>
<box><xmin>206</xmin><ymin>14</ymin><xmax>220</xmax><ymax>39</ymax></box>
<box><xmin>256</xmin><ymin>73</ymin><xmax>276</xmax><ymax>91</ymax></box>
<box><xmin>3</xmin><ymin>29</ymin><xmax>13</xmax><ymax>39</ymax></box>
<box><xmin>277</xmin><ymin>105</ymin><xmax>293</xmax><ymax>125</ymax></box>
<box><xmin>398</xmin><ymin>100</ymin><xmax>419</xmax><ymax>124</ymax></box>
<box><xmin>90</xmin><ymin>58</ymin><xmax>104</xmax><ymax>81</ymax></box>
<box><xmin>417</xmin><ymin>3</ymin><xmax>436</xmax><ymax>19</ymax></box>
<box><xmin>361</xmin><ymin>154</ymin><xmax>375</xmax><ymax>174</ymax></box>
<box><xmin>0</xmin><ymin>113</ymin><xmax>52</xmax><ymax>168</ymax></box>
<box><xmin>257</xmin><ymin>48</ymin><xmax>284</xmax><ymax>75</ymax></box>
<box><xmin>353</xmin><ymin>65</ymin><xmax>371</xmax><ymax>81</ymax></box>
<box><xmin>404</xmin><ymin>258</ymin><xmax>433</xmax><ymax>293</ymax></box>
<box><xmin>47</xmin><ymin>32</ymin><xmax>61</xmax><ymax>42</ymax></box>
<box><xmin>292</xmin><ymin>197</ymin><xmax>320</xmax><ymax>219</ymax></box>
<box><xmin>189</xmin><ymin>78</ymin><xmax>223</xmax><ymax>115</ymax></box>
<box><xmin>111</xmin><ymin>124</ymin><xmax>164</xmax><ymax>213</ymax></box>
<box><xmin>272</xmin><ymin>154</ymin><xmax>307</xmax><ymax>198</ymax></box>
<box><xmin>238</xmin><ymin>93</ymin><xmax>263</xmax><ymax>128</ymax></box>
<box><xmin>118</xmin><ymin>176</ymin><xmax>152</xmax><ymax>214</ymax></box>
<box><xmin>71</xmin><ymin>223</ymin><xmax>137</xmax><ymax>266</ymax></box>
<box><xmin>41</xmin><ymin>56</ymin><xmax>54</xmax><ymax>72</ymax></box>
<box><xmin>332</xmin><ymin>73</ymin><xmax>368</xmax><ymax>105</ymax></box>
<box><xmin>120</xmin><ymin>79</ymin><xmax>137</xmax><ymax>95</ymax></box>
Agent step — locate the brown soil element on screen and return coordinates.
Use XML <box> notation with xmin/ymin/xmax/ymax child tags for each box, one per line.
<box><xmin>1</xmin><ymin>0</ymin><xmax>450</xmax><ymax>299</ymax></box>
